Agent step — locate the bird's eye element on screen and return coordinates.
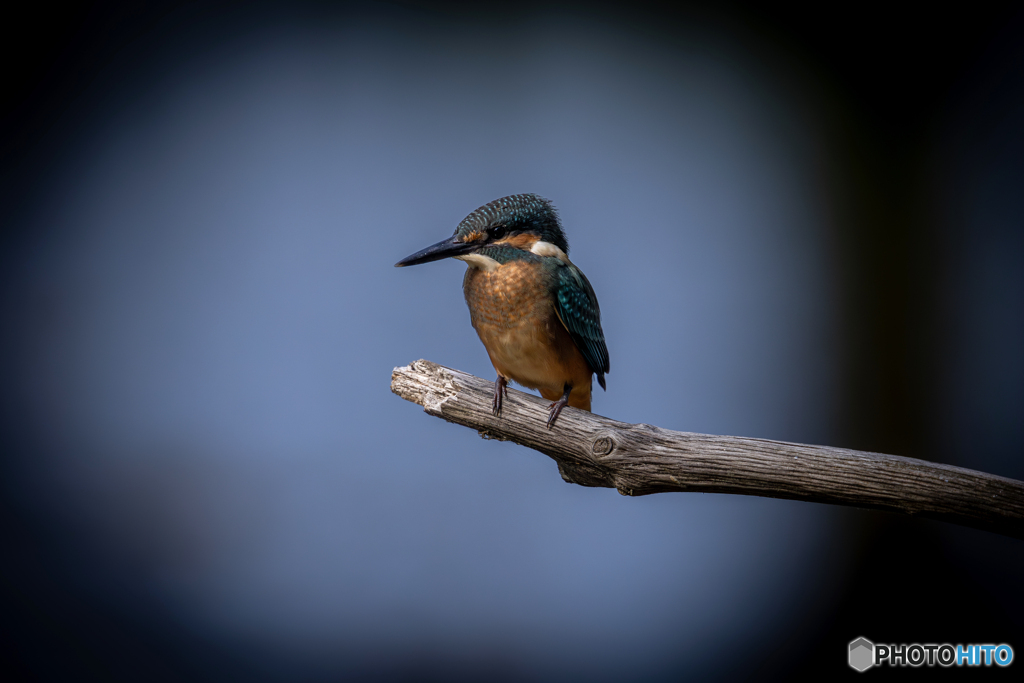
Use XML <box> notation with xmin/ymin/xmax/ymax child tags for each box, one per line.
<box><xmin>491</xmin><ymin>226</ymin><xmax>506</xmax><ymax>239</ymax></box>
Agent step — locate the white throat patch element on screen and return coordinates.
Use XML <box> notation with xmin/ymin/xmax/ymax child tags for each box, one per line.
<box><xmin>455</xmin><ymin>253</ymin><xmax>499</xmax><ymax>271</ymax></box>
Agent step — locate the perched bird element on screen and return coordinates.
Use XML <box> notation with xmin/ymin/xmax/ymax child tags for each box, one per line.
<box><xmin>395</xmin><ymin>194</ymin><xmax>609</xmax><ymax>428</ymax></box>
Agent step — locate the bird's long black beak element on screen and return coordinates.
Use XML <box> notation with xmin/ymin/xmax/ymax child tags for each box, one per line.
<box><xmin>394</xmin><ymin>235</ymin><xmax>475</xmax><ymax>267</ymax></box>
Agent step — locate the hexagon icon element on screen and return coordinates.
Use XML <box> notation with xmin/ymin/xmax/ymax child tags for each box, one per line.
<box><xmin>849</xmin><ymin>637</ymin><xmax>874</xmax><ymax>672</ymax></box>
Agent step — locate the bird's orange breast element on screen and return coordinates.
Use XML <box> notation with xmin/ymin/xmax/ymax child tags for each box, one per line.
<box><xmin>463</xmin><ymin>260</ymin><xmax>592</xmax><ymax>410</ymax></box>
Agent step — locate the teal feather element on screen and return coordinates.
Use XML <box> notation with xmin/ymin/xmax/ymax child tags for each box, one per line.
<box><xmin>553</xmin><ymin>262</ymin><xmax>609</xmax><ymax>388</ymax></box>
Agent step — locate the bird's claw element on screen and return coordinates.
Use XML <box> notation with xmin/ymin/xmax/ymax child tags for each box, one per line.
<box><xmin>492</xmin><ymin>377</ymin><xmax>508</xmax><ymax>417</ymax></box>
<box><xmin>546</xmin><ymin>398</ymin><xmax>568</xmax><ymax>429</ymax></box>
<box><xmin>546</xmin><ymin>383</ymin><xmax>573</xmax><ymax>429</ymax></box>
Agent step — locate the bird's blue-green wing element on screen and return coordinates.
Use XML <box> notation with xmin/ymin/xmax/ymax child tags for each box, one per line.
<box><xmin>554</xmin><ymin>262</ymin><xmax>610</xmax><ymax>387</ymax></box>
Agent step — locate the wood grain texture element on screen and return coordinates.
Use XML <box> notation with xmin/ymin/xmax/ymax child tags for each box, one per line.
<box><xmin>391</xmin><ymin>360</ymin><xmax>1024</xmax><ymax>539</ymax></box>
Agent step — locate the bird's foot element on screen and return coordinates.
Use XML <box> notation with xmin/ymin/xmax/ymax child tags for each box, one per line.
<box><xmin>546</xmin><ymin>383</ymin><xmax>573</xmax><ymax>429</ymax></box>
<box><xmin>492</xmin><ymin>376</ymin><xmax>508</xmax><ymax>417</ymax></box>
<box><xmin>546</xmin><ymin>399</ymin><xmax>569</xmax><ymax>429</ymax></box>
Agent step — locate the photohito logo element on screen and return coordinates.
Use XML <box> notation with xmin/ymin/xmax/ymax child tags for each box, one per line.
<box><xmin>849</xmin><ymin>637</ymin><xmax>1014</xmax><ymax>671</ymax></box>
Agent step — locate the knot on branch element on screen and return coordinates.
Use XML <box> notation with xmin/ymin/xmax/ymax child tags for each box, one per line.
<box><xmin>592</xmin><ymin>435</ymin><xmax>615</xmax><ymax>456</ymax></box>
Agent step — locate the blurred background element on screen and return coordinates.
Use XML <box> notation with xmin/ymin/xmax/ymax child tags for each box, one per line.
<box><xmin>1</xmin><ymin>1</ymin><xmax>1021</xmax><ymax>680</ymax></box>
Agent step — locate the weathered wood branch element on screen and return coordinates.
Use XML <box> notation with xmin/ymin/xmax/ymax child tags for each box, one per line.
<box><xmin>391</xmin><ymin>360</ymin><xmax>1024</xmax><ymax>539</ymax></box>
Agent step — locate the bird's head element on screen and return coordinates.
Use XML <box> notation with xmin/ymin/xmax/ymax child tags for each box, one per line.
<box><xmin>395</xmin><ymin>194</ymin><xmax>569</xmax><ymax>268</ymax></box>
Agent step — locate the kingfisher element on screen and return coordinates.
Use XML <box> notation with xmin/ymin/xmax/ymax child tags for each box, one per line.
<box><xmin>395</xmin><ymin>194</ymin><xmax>609</xmax><ymax>428</ymax></box>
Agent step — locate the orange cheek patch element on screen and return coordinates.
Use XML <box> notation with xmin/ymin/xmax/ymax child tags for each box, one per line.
<box><xmin>493</xmin><ymin>233</ymin><xmax>539</xmax><ymax>249</ymax></box>
<box><xmin>463</xmin><ymin>230</ymin><xmax>486</xmax><ymax>243</ymax></box>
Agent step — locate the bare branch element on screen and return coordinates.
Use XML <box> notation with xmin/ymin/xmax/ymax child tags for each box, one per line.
<box><xmin>391</xmin><ymin>360</ymin><xmax>1024</xmax><ymax>539</ymax></box>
